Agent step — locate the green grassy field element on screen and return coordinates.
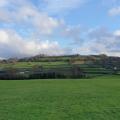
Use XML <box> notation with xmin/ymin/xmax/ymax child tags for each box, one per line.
<box><xmin>0</xmin><ymin>61</ymin><xmax>69</xmax><ymax>69</ymax></box>
<box><xmin>0</xmin><ymin>75</ymin><xmax>120</xmax><ymax>120</ymax></box>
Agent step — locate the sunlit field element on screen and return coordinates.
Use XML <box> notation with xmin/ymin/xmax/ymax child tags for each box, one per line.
<box><xmin>0</xmin><ymin>75</ymin><xmax>120</xmax><ymax>120</ymax></box>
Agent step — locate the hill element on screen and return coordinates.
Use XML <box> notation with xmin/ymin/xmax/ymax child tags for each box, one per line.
<box><xmin>0</xmin><ymin>54</ymin><xmax>120</xmax><ymax>79</ymax></box>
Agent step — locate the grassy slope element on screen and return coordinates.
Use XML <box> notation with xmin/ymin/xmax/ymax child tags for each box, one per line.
<box><xmin>0</xmin><ymin>75</ymin><xmax>120</xmax><ymax>120</ymax></box>
<box><xmin>0</xmin><ymin>61</ymin><xmax>69</xmax><ymax>69</ymax></box>
<box><xmin>0</xmin><ymin>61</ymin><xmax>113</xmax><ymax>75</ymax></box>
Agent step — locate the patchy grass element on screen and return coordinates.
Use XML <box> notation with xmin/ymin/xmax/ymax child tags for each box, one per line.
<box><xmin>0</xmin><ymin>75</ymin><xmax>120</xmax><ymax>120</ymax></box>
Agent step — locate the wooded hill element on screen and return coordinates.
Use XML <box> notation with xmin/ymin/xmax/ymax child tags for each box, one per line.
<box><xmin>0</xmin><ymin>54</ymin><xmax>120</xmax><ymax>79</ymax></box>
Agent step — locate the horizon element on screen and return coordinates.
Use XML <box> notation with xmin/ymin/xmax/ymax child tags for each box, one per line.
<box><xmin>0</xmin><ymin>53</ymin><xmax>120</xmax><ymax>60</ymax></box>
<box><xmin>0</xmin><ymin>0</ymin><xmax>120</xmax><ymax>58</ymax></box>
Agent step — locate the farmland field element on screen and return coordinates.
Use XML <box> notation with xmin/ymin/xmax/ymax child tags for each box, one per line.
<box><xmin>0</xmin><ymin>75</ymin><xmax>120</xmax><ymax>120</ymax></box>
<box><xmin>0</xmin><ymin>61</ymin><xmax>69</xmax><ymax>69</ymax></box>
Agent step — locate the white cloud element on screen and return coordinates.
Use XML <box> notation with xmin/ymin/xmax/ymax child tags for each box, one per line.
<box><xmin>0</xmin><ymin>0</ymin><xmax>66</xmax><ymax>58</ymax></box>
<box><xmin>114</xmin><ymin>30</ymin><xmax>120</xmax><ymax>36</ymax></box>
<box><xmin>0</xmin><ymin>29</ymin><xmax>65</xmax><ymax>58</ymax></box>
<box><xmin>109</xmin><ymin>6</ymin><xmax>120</xmax><ymax>16</ymax></box>
<box><xmin>61</xmin><ymin>25</ymin><xmax>84</xmax><ymax>45</ymax></box>
<box><xmin>43</xmin><ymin>0</ymin><xmax>86</xmax><ymax>14</ymax></box>
<box><xmin>17</xmin><ymin>5</ymin><xmax>60</xmax><ymax>34</ymax></box>
<box><xmin>0</xmin><ymin>0</ymin><xmax>60</xmax><ymax>35</ymax></box>
<box><xmin>73</xmin><ymin>27</ymin><xmax>120</xmax><ymax>56</ymax></box>
<box><xmin>0</xmin><ymin>0</ymin><xmax>8</xmax><ymax>7</ymax></box>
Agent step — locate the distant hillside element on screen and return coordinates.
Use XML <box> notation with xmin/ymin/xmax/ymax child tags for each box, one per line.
<box><xmin>0</xmin><ymin>54</ymin><xmax>120</xmax><ymax>79</ymax></box>
<box><xmin>1</xmin><ymin>54</ymin><xmax>120</xmax><ymax>66</ymax></box>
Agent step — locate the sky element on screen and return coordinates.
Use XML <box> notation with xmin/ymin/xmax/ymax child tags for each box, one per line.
<box><xmin>0</xmin><ymin>0</ymin><xmax>120</xmax><ymax>59</ymax></box>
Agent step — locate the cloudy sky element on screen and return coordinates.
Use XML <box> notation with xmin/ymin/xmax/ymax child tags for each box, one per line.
<box><xmin>0</xmin><ymin>0</ymin><xmax>120</xmax><ymax>59</ymax></box>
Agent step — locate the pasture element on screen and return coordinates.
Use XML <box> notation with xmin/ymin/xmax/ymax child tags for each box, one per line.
<box><xmin>0</xmin><ymin>75</ymin><xmax>120</xmax><ymax>120</ymax></box>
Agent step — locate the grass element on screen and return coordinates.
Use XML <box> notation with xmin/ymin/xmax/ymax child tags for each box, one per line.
<box><xmin>0</xmin><ymin>61</ymin><xmax>69</xmax><ymax>69</ymax></box>
<box><xmin>0</xmin><ymin>61</ymin><xmax>113</xmax><ymax>73</ymax></box>
<box><xmin>0</xmin><ymin>75</ymin><xmax>120</xmax><ymax>120</ymax></box>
